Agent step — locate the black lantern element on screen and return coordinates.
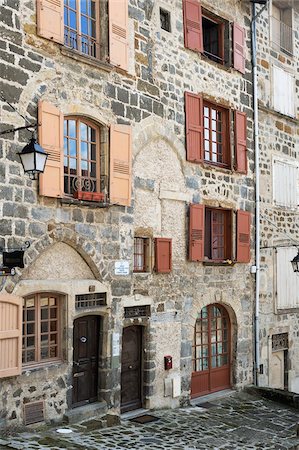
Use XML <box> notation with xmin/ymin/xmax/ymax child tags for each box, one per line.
<box><xmin>17</xmin><ymin>138</ymin><xmax>48</xmax><ymax>179</ymax></box>
<box><xmin>291</xmin><ymin>250</ymin><xmax>299</xmax><ymax>273</ymax></box>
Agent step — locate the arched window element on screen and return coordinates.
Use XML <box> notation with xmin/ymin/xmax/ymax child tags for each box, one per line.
<box><xmin>22</xmin><ymin>293</ymin><xmax>63</xmax><ymax>365</ymax></box>
<box><xmin>64</xmin><ymin>117</ymin><xmax>103</xmax><ymax>199</ymax></box>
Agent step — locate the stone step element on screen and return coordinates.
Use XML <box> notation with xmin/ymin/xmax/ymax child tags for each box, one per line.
<box><xmin>63</xmin><ymin>401</ymin><xmax>107</xmax><ymax>425</ymax></box>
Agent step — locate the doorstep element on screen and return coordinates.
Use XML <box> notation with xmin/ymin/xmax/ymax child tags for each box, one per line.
<box><xmin>121</xmin><ymin>408</ymin><xmax>150</xmax><ymax>420</ymax></box>
<box><xmin>190</xmin><ymin>389</ymin><xmax>235</xmax><ymax>406</ymax></box>
<box><xmin>64</xmin><ymin>401</ymin><xmax>107</xmax><ymax>424</ymax></box>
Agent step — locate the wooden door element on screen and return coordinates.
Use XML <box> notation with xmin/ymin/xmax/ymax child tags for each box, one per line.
<box><xmin>191</xmin><ymin>304</ymin><xmax>231</xmax><ymax>398</ymax></box>
<box><xmin>73</xmin><ymin>316</ymin><xmax>99</xmax><ymax>407</ymax></box>
<box><xmin>121</xmin><ymin>326</ymin><xmax>142</xmax><ymax>413</ymax></box>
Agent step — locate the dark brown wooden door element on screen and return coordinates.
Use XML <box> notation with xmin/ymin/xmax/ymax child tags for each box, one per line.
<box><xmin>73</xmin><ymin>315</ymin><xmax>99</xmax><ymax>407</ymax></box>
<box><xmin>121</xmin><ymin>326</ymin><xmax>142</xmax><ymax>413</ymax></box>
<box><xmin>191</xmin><ymin>304</ymin><xmax>231</xmax><ymax>398</ymax></box>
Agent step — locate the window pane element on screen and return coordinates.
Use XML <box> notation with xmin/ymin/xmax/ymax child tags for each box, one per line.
<box><xmin>69</xmin><ymin>10</ymin><xmax>77</xmax><ymax>30</ymax></box>
<box><xmin>41</xmin><ymin>322</ymin><xmax>48</xmax><ymax>333</ymax></box>
<box><xmin>81</xmin><ymin>142</ymin><xmax>88</xmax><ymax>160</ymax></box>
<box><xmin>80</xmin><ymin>122</ymin><xmax>88</xmax><ymax>141</ymax></box>
<box><xmin>81</xmin><ymin>0</ymin><xmax>87</xmax><ymax>14</ymax></box>
<box><xmin>41</xmin><ymin>308</ymin><xmax>48</xmax><ymax>320</ymax></box>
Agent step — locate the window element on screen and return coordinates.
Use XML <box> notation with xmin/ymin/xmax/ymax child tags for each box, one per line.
<box><xmin>189</xmin><ymin>205</ymin><xmax>250</xmax><ymax>263</ymax></box>
<box><xmin>271</xmin><ymin>3</ymin><xmax>293</xmax><ymax>55</ymax></box>
<box><xmin>273</xmin><ymin>158</ymin><xmax>298</xmax><ymax>208</ymax></box>
<box><xmin>134</xmin><ymin>237</ymin><xmax>150</xmax><ymax>272</ymax></box>
<box><xmin>203</xmin><ymin>102</ymin><xmax>229</xmax><ymax>166</ymax></box>
<box><xmin>22</xmin><ymin>293</ymin><xmax>62</xmax><ymax>365</ymax></box>
<box><xmin>202</xmin><ymin>12</ymin><xmax>227</xmax><ymax>65</ymax></box>
<box><xmin>182</xmin><ymin>1</ymin><xmax>245</xmax><ymax>73</ymax></box>
<box><xmin>38</xmin><ymin>101</ymin><xmax>132</xmax><ymax>206</ymax></box>
<box><xmin>204</xmin><ymin>208</ymin><xmax>232</xmax><ymax>261</ymax></box>
<box><xmin>160</xmin><ymin>8</ymin><xmax>171</xmax><ymax>32</ymax></box>
<box><xmin>64</xmin><ymin>0</ymin><xmax>99</xmax><ymax>58</ymax></box>
<box><xmin>276</xmin><ymin>247</ymin><xmax>299</xmax><ymax>309</ymax></box>
<box><xmin>36</xmin><ymin>0</ymin><xmax>129</xmax><ymax>70</ymax></box>
<box><xmin>64</xmin><ymin>117</ymin><xmax>103</xmax><ymax>200</ymax></box>
<box><xmin>272</xmin><ymin>66</ymin><xmax>295</xmax><ymax>117</ymax></box>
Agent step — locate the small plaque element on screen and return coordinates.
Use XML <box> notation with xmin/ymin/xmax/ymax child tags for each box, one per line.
<box><xmin>112</xmin><ymin>332</ymin><xmax>120</xmax><ymax>357</ymax></box>
<box><xmin>272</xmin><ymin>333</ymin><xmax>288</xmax><ymax>351</ymax></box>
<box><xmin>124</xmin><ymin>305</ymin><xmax>151</xmax><ymax>319</ymax></box>
<box><xmin>115</xmin><ymin>261</ymin><xmax>130</xmax><ymax>276</ymax></box>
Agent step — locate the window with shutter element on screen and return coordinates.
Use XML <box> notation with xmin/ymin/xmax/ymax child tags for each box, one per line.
<box><xmin>235</xmin><ymin>111</ymin><xmax>247</xmax><ymax>174</ymax></box>
<box><xmin>271</xmin><ymin>4</ymin><xmax>293</xmax><ymax>55</ymax></box>
<box><xmin>276</xmin><ymin>247</ymin><xmax>299</xmax><ymax>309</ymax></box>
<box><xmin>233</xmin><ymin>23</ymin><xmax>245</xmax><ymax>74</ymax></box>
<box><xmin>133</xmin><ymin>237</ymin><xmax>151</xmax><ymax>272</ymax></box>
<box><xmin>272</xmin><ymin>66</ymin><xmax>295</xmax><ymax>117</ymax></box>
<box><xmin>273</xmin><ymin>157</ymin><xmax>299</xmax><ymax>208</ymax></box>
<box><xmin>22</xmin><ymin>293</ymin><xmax>63</xmax><ymax>366</ymax></box>
<box><xmin>0</xmin><ymin>294</ymin><xmax>22</xmax><ymax>379</ymax></box>
<box><xmin>183</xmin><ymin>0</ymin><xmax>203</xmax><ymax>52</ymax></box>
<box><xmin>189</xmin><ymin>204</ymin><xmax>205</xmax><ymax>261</ymax></box>
<box><xmin>236</xmin><ymin>210</ymin><xmax>251</xmax><ymax>263</ymax></box>
<box><xmin>185</xmin><ymin>92</ymin><xmax>203</xmax><ymax>163</ymax></box>
<box><xmin>37</xmin><ymin>0</ymin><xmax>128</xmax><ymax>69</ymax></box>
<box><xmin>205</xmin><ymin>208</ymin><xmax>232</xmax><ymax>261</ymax></box>
<box><xmin>155</xmin><ymin>238</ymin><xmax>172</xmax><ymax>273</ymax></box>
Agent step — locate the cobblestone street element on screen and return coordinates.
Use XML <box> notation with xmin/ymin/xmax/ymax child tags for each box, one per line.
<box><xmin>1</xmin><ymin>393</ymin><xmax>298</xmax><ymax>450</ymax></box>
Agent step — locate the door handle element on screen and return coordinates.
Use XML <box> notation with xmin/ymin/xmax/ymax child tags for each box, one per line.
<box><xmin>80</xmin><ymin>336</ymin><xmax>87</xmax><ymax>343</ymax></box>
<box><xmin>128</xmin><ymin>365</ymin><xmax>133</xmax><ymax>369</ymax></box>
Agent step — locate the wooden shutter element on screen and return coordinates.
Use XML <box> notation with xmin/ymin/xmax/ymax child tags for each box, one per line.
<box><xmin>109</xmin><ymin>0</ymin><xmax>129</xmax><ymax>70</ymax></box>
<box><xmin>233</xmin><ymin>23</ymin><xmax>245</xmax><ymax>74</ymax></box>
<box><xmin>110</xmin><ymin>124</ymin><xmax>132</xmax><ymax>206</ymax></box>
<box><xmin>36</xmin><ymin>0</ymin><xmax>64</xmax><ymax>43</ymax></box>
<box><xmin>0</xmin><ymin>294</ymin><xmax>22</xmax><ymax>378</ymax></box>
<box><xmin>183</xmin><ymin>0</ymin><xmax>203</xmax><ymax>52</ymax></box>
<box><xmin>235</xmin><ymin>111</ymin><xmax>247</xmax><ymax>174</ymax></box>
<box><xmin>38</xmin><ymin>101</ymin><xmax>64</xmax><ymax>198</ymax></box>
<box><xmin>185</xmin><ymin>92</ymin><xmax>203</xmax><ymax>163</ymax></box>
<box><xmin>236</xmin><ymin>210</ymin><xmax>251</xmax><ymax>263</ymax></box>
<box><xmin>189</xmin><ymin>204</ymin><xmax>204</xmax><ymax>261</ymax></box>
<box><xmin>155</xmin><ymin>238</ymin><xmax>172</xmax><ymax>273</ymax></box>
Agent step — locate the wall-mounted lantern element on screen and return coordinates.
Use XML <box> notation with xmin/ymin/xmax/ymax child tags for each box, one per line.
<box><xmin>17</xmin><ymin>138</ymin><xmax>48</xmax><ymax>180</ymax></box>
<box><xmin>291</xmin><ymin>250</ymin><xmax>299</xmax><ymax>273</ymax></box>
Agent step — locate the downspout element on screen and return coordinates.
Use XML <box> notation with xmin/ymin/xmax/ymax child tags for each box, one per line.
<box><xmin>252</xmin><ymin>2</ymin><xmax>260</xmax><ymax>387</ymax></box>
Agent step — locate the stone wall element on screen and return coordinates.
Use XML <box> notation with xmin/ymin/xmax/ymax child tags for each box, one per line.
<box><xmin>256</xmin><ymin>3</ymin><xmax>299</xmax><ymax>392</ymax></box>
<box><xmin>0</xmin><ymin>0</ymin><xmax>255</xmax><ymax>426</ymax></box>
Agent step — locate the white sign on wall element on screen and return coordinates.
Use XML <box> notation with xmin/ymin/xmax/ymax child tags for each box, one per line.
<box><xmin>114</xmin><ymin>260</ymin><xmax>130</xmax><ymax>276</ymax></box>
<box><xmin>112</xmin><ymin>332</ymin><xmax>120</xmax><ymax>357</ymax></box>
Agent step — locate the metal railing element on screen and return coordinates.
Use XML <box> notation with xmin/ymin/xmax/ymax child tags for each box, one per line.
<box><xmin>64</xmin><ymin>29</ymin><xmax>99</xmax><ymax>59</ymax></box>
<box><xmin>271</xmin><ymin>16</ymin><xmax>293</xmax><ymax>55</ymax></box>
<box><xmin>64</xmin><ymin>175</ymin><xmax>108</xmax><ymax>202</ymax></box>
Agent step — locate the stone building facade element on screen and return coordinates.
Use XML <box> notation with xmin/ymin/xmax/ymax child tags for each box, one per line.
<box><xmin>0</xmin><ymin>0</ymin><xmax>255</xmax><ymax>427</ymax></box>
<box><xmin>256</xmin><ymin>1</ymin><xmax>299</xmax><ymax>393</ymax></box>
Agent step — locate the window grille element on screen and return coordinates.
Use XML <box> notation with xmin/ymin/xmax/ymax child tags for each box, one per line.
<box><xmin>75</xmin><ymin>292</ymin><xmax>107</xmax><ymax>309</ymax></box>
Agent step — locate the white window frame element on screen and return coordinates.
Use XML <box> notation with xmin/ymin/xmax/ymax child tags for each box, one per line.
<box><xmin>272</xmin><ymin>65</ymin><xmax>295</xmax><ymax>117</ymax></box>
<box><xmin>272</xmin><ymin>156</ymin><xmax>299</xmax><ymax>209</ymax></box>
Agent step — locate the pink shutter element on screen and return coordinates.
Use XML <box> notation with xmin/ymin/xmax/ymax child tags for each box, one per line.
<box><xmin>237</xmin><ymin>210</ymin><xmax>251</xmax><ymax>263</ymax></box>
<box><xmin>109</xmin><ymin>0</ymin><xmax>129</xmax><ymax>70</ymax></box>
<box><xmin>235</xmin><ymin>111</ymin><xmax>247</xmax><ymax>174</ymax></box>
<box><xmin>38</xmin><ymin>101</ymin><xmax>64</xmax><ymax>198</ymax></box>
<box><xmin>183</xmin><ymin>0</ymin><xmax>203</xmax><ymax>52</ymax></box>
<box><xmin>0</xmin><ymin>294</ymin><xmax>22</xmax><ymax>378</ymax></box>
<box><xmin>155</xmin><ymin>238</ymin><xmax>172</xmax><ymax>273</ymax></box>
<box><xmin>110</xmin><ymin>124</ymin><xmax>132</xmax><ymax>206</ymax></box>
<box><xmin>189</xmin><ymin>204</ymin><xmax>205</xmax><ymax>261</ymax></box>
<box><xmin>185</xmin><ymin>92</ymin><xmax>203</xmax><ymax>163</ymax></box>
<box><xmin>233</xmin><ymin>23</ymin><xmax>245</xmax><ymax>74</ymax></box>
<box><xmin>36</xmin><ymin>0</ymin><xmax>64</xmax><ymax>43</ymax></box>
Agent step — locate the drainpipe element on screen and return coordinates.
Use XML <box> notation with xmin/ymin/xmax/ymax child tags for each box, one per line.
<box><xmin>251</xmin><ymin>1</ymin><xmax>268</xmax><ymax>387</ymax></box>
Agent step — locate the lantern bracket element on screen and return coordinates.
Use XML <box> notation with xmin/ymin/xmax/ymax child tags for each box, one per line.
<box><xmin>0</xmin><ymin>241</ymin><xmax>31</xmax><ymax>276</ymax></box>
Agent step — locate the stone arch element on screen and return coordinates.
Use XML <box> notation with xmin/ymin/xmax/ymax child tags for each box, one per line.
<box><xmin>133</xmin><ymin>116</ymin><xmax>186</xmax><ymax>170</ymax></box>
<box><xmin>2</xmin><ymin>226</ymin><xmax>107</xmax><ymax>294</ymax></box>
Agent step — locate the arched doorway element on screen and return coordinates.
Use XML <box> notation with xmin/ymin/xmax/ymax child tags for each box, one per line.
<box><xmin>191</xmin><ymin>304</ymin><xmax>231</xmax><ymax>398</ymax></box>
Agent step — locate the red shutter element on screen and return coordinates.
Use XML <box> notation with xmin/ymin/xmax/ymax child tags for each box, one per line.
<box><xmin>110</xmin><ymin>124</ymin><xmax>132</xmax><ymax>206</ymax></box>
<box><xmin>233</xmin><ymin>23</ymin><xmax>245</xmax><ymax>74</ymax></box>
<box><xmin>36</xmin><ymin>0</ymin><xmax>64</xmax><ymax>43</ymax></box>
<box><xmin>155</xmin><ymin>238</ymin><xmax>172</xmax><ymax>273</ymax></box>
<box><xmin>189</xmin><ymin>204</ymin><xmax>205</xmax><ymax>261</ymax></box>
<box><xmin>38</xmin><ymin>101</ymin><xmax>64</xmax><ymax>198</ymax></box>
<box><xmin>185</xmin><ymin>92</ymin><xmax>203</xmax><ymax>163</ymax></box>
<box><xmin>0</xmin><ymin>294</ymin><xmax>22</xmax><ymax>379</ymax></box>
<box><xmin>109</xmin><ymin>0</ymin><xmax>129</xmax><ymax>70</ymax></box>
<box><xmin>237</xmin><ymin>210</ymin><xmax>251</xmax><ymax>263</ymax></box>
<box><xmin>235</xmin><ymin>111</ymin><xmax>247</xmax><ymax>174</ymax></box>
<box><xmin>183</xmin><ymin>0</ymin><xmax>203</xmax><ymax>52</ymax></box>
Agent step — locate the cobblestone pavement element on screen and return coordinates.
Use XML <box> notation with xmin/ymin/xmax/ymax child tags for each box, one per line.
<box><xmin>1</xmin><ymin>392</ymin><xmax>299</xmax><ymax>450</ymax></box>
